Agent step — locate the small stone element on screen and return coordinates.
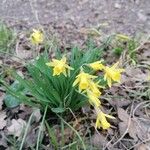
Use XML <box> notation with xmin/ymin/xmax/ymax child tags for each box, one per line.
<box><xmin>114</xmin><ymin>3</ymin><xmax>121</xmax><ymax>9</ymax></box>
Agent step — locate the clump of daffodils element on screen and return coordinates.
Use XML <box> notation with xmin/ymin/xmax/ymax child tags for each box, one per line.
<box><xmin>46</xmin><ymin>56</ymin><xmax>124</xmax><ymax>130</ymax></box>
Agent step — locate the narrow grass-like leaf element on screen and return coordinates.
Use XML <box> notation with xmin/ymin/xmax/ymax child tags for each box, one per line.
<box><xmin>45</xmin><ymin>121</ymin><xmax>59</xmax><ymax>149</ymax></box>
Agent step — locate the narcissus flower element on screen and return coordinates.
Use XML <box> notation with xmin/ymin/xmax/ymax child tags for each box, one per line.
<box><xmin>89</xmin><ymin>81</ymin><xmax>101</xmax><ymax>97</ymax></box>
<box><xmin>104</xmin><ymin>62</ymin><xmax>124</xmax><ymax>87</ymax></box>
<box><xmin>30</xmin><ymin>29</ymin><xmax>44</xmax><ymax>45</ymax></box>
<box><xmin>87</xmin><ymin>90</ymin><xmax>101</xmax><ymax>107</ymax></box>
<box><xmin>46</xmin><ymin>56</ymin><xmax>74</xmax><ymax>76</ymax></box>
<box><xmin>73</xmin><ymin>70</ymin><xmax>97</xmax><ymax>92</ymax></box>
<box><xmin>95</xmin><ymin>108</ymin><xmax>115</xmax><ymax>130</ymax></box>
<box><xmin>88</xmin><ymin>61</ymin><xmax>104</xmax><ymax>71</ymax></box>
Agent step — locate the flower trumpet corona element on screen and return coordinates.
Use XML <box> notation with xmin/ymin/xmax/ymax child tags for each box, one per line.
<box><xmin>30</xmin><ymin>29</ymin><xmax>44</xmax><ymax>45</ymax></box>
<box><xmin>95</xmin><ymin>108</ymin><xmax>115</xmax><ymax>130</ymax></box>
<box><xmin>88</xmin><ymin>61</ymin><xmax>104</xmax><ymax>71</ymax></box>
<box><xmin>46</xmin><ymin>56</ymin><xmax>74</xmax><ymax>76</ymax></box>
<box><xmin>104</xmin><ymin>62</ymin><xmax>124</xmax><ymax>87</ymax></box>
<box><xmin>73</xmin><ymin>70</ymin><xmax>97</xmax><ymax>92</ymax></box>
<box><xmin>89</xmin><ymin>81</ymin><xmax>102</xmax><ymax>97</ymax></box>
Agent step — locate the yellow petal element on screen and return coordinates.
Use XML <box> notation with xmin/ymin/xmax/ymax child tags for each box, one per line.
<box><xmin>87</xmin><ymin>90</ymin><xmax>101</xmax><ymax>107</ymax></box>
<box><xmin>107</xmin><ymin>77</ymin><xmax>112</xmax><ymax>87</ymax></box>
<box><xmin>65</xmin><ymin>64</ymin><xmax>74</xmax><ymax>70</ymax></box>
<box><xmin>79</xmin><ymin>81</ymin><xmax>89</xmax><ymax>90</ymax></box>
<box><xmin>89</xmin><ymin>81</ymin><xmax>101</xmax><ymax>97</ymax></box>
<box><xmin>112</xmin><ymin>61</ymin><xmax>119</xmax><ymax>69</ymax></box>
<box><xmin>30</xmin><ymin>29</ymin><xmax>43</xmax><ymax>45</ymax></box>
<box><xmin>89</xmin><ymin>61</ymin><xmax>104</xmax><ymax>71</ymax></box>
<box><xmin>104</xmin><ymin>114</ymin><xmax>115</xmax><ymax>119</ymax></box>
<box><xmin>46</xmin><ymin>56</ymin><xmax>73</xmax><ymax>77</ymax></box>
<box><xmin>73</xmin><ymin>78</ymin><xmax>79</xmax><ymax>87</ymax></box>
<box><xmin>101</xmin><ymin>119</ymin><xmax>110</xmax><ymax>129</ymax></box>
<box><xmin>63</xmin><ymin>69</ymin><xmax>67</xmax><ymax>77</ymax></box>
<box><xmin>46</xmin><ymin>62</ymin><xmax>55</xmax><ymax>67</ymax></box>
<box><xmin>95</xmin><ymin>116</ymin><xmax>101</xmax><ymax>129</ymax></box>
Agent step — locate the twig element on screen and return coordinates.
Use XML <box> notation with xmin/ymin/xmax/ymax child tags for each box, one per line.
<box><xmin>133</xmin><ymin>101</ymin><xmax>149</xmax><ymax>118</ymax></box>
<box><xmin>129</xmin><ymin>137</ymin><xmax>150</xmax><ymax>150</ymax></box>
<box><xmin>103</xmin><ymin>131</ymin><xmax>117</xmax><ymax>150</ymax></box>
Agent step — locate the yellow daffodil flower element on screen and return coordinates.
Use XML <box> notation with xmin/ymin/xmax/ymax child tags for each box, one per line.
<box><xmin>73</xmin><ymin>70</ymin><xmax>97</xmax><ymax>92</ymax></box>
<box><xmin>30</xmin><ymin>29</ymin><xmax>44</xmax><ymax>45</ymax></box>
<box><xmin>95</xmin><ymin>108</ymin><xmax>115</xmax><ymax>130</ymax></box>
<box><xmin>88</xmin><ymin>61</ymin><xmax>104</xmax><ymax>71</ymax></box>
<box><xmin>96</xmin><ymin>113</ymin><xmax>110</xmax><ymax>129</ymax></box>
<box><xmin>89</xmin><ymin>81</ymin><xmax>101</xmax><ymax>97</ymax></box>
<box><xmin>46</xmin><ymin>56</ymin><xmax>74</xmax><ymax>76</ymax></box>
<box><xmin>104</xmin><ymin>62</ymin><xmax>124</xmax><ymax>87</ymax></box>
<box><xmin>87</xmin><ymin>90</ymin><xmax>101</xmax><ymax>107</ymax></box>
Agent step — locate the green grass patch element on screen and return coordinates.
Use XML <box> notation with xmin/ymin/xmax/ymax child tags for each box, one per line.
<box><xmin>0</xmin><ymin>22</ymin><xmax>16</xmax><ymax>53</ymax></box>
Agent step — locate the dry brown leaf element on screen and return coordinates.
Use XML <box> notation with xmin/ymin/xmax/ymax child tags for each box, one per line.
<box><xmin>109</xmin><ymin>99</ymin><xmax>131</xmax><ymax>108</ymax></box>
<box><xmin>0</xmin><ymin>131</ymin><xmax>8</xmax><ymax>148</ymax></box>
<box><xmin>118</xmin><ymin>107</ymin><xmax>150</xmax><ymax>142</ymax></box>
<box><xmin>32</xmin><ymin>108</ymin><xmax>41</xmax><ymax>122</ymax></box>
<box><xmin>7</xmin><ymin>118</ymin><xmax>26</xmax><ymax>137</ymax></box>
<box><xmin>91</xmin><ymin>133</ymin><xmax>109</xmax><ymax>148</ymax></box>
<box><xmin>0</xmin><ymin>111</ymin><xmax>7</xmax><ymax>130</ymax></box>
<box><xmin>118</xmin><ymin>108</ymin><xmax>138</xmax><ymax>140</ymax></box>
<box><xmin>136</xmin><ymin>143</ymin><xmax>150</xmax><ymax>150</ymax></box>
<box><xmin>15</xmin><ymin>33</ymin><xmax>32</xmax><ymax>60</ymax></box>
<box><xmin>125</xmin><ymin>67</ymin><xmax>145</xmax><ymax>81</ymax></box>
<box><xmin>118</xmin><ymin>108</ymin><xmax>129</xmax><ymax>122</ymax></box>
<box><xmin>18</xmin><ymin>105</ymin><xmax>33</xmax><ymax>120</ymax></box>
<box><xmin>15</xmin><ymin>48</ymin><xmax>32</xmax><ymax>60</ymax></box>
<box><xmin>25</xmin><ymin>128</ymin><xmax>38</xmax><ymax>148</ymax></box>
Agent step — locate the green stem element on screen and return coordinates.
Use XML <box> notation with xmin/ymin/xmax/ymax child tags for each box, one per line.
<box><xmin>19</xmin><ymin>113</ymin><xmax>34</xmax><ymax>150</ymax></box>
<box><xmin>36</xmin><ymin>105</ymin><xmax>48</xmax><ymax>150</ymax></box>
<box><xmin>57</xmin><ymin>114</ymin><xmax>86</xmax><ymax>150</ymax></box>
<box><xmin>61</xmin><ymin>115</ymin><xmax>65</xmax><ymax>147</ymax></box>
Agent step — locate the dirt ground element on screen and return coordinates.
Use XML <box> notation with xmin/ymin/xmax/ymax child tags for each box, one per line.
<box><xmin>0</xmin><ymin>1</ymin><xmax>150</xmax><ymax>150</ymax></box>
<box><xmin>0</xmin><ymin>0</ymin><xmax>150</xmax><ymax>45</ymax></box>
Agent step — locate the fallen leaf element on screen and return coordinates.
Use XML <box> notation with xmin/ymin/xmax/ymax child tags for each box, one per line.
<box><xmin>18</xmin><ymin>105</ymin><xmax>33</xmax><ymax>120</ymax></box>
<box><xmin>0</xmin><ymin>131</ymin><xmax>8</xmax><ymax>147</ymax></box>
<box><xmin>91</xmin><ymin>133</ymin><xmax>109</xmax><ymax>148</ymax></box>
<box><xmin>7</xmin><ymin>118</ymin><xmax>26</xmax><ymax>137</ymax></box>
<box><xmin>32</xmin><ymin>108</ymin><xmax>41</xmax><ymax>122</ymax></box>
<box><xmin>136</xmin><ymin>143</ymin><xmax>150</xmax><ymax>150</ymax></box>
<box><xmin>118</xmin><ymin>107</ymin><xmax>150</xmax><ymax>142</ymax></box>
<box><xmin>125</xmin><ymin>67</ymin><xmax>143</xmax><ymax>79</ymax></box>
<box><xmin>118</xmin><ymin>108</ymin><xmax>129</xmax><ymax>122</ymax></box>
<box><xmin>25</xmin><ymin>128</ymin><xmax>38</xmax><ymax>148</ymax></box>
<box><xmin>15</xmin><ymin>34</ymin><xmax>32</xmax><ymax>60</ymax></box>
<box><xmin>109</xmin><ymin>99</ymin><xmax>131</xmax><ymax>108</ymax></box>
<box><xmin>0</xmin><ymin>111</ymin><xmax>7</xmax><ymax>130</ymax></box>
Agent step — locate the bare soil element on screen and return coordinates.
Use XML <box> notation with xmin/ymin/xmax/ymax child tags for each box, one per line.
<box><xmin>0</xmin><ymin>0</ymin><xmax>150</xmax><ymax>45</ymax></box>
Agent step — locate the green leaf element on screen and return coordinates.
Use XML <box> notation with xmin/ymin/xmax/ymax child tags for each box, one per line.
<box><xmin>51</xmin><ymin>107</ymin><xmax>66</xmax><ymax>113</ymax></box>
<box><xmin>4</xmin><ymin>94</ymin><xmax>20</xmax><ymax>108</ymax></box>
<box><xmin>45</xmin><ymin>121</ymin><xmax>58</xmax><ymax>149</ymax></box>
<box><xmin>4</xmin><ymin>80</ymin><xmax>25</xmax><ymax>108</ymax></box>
